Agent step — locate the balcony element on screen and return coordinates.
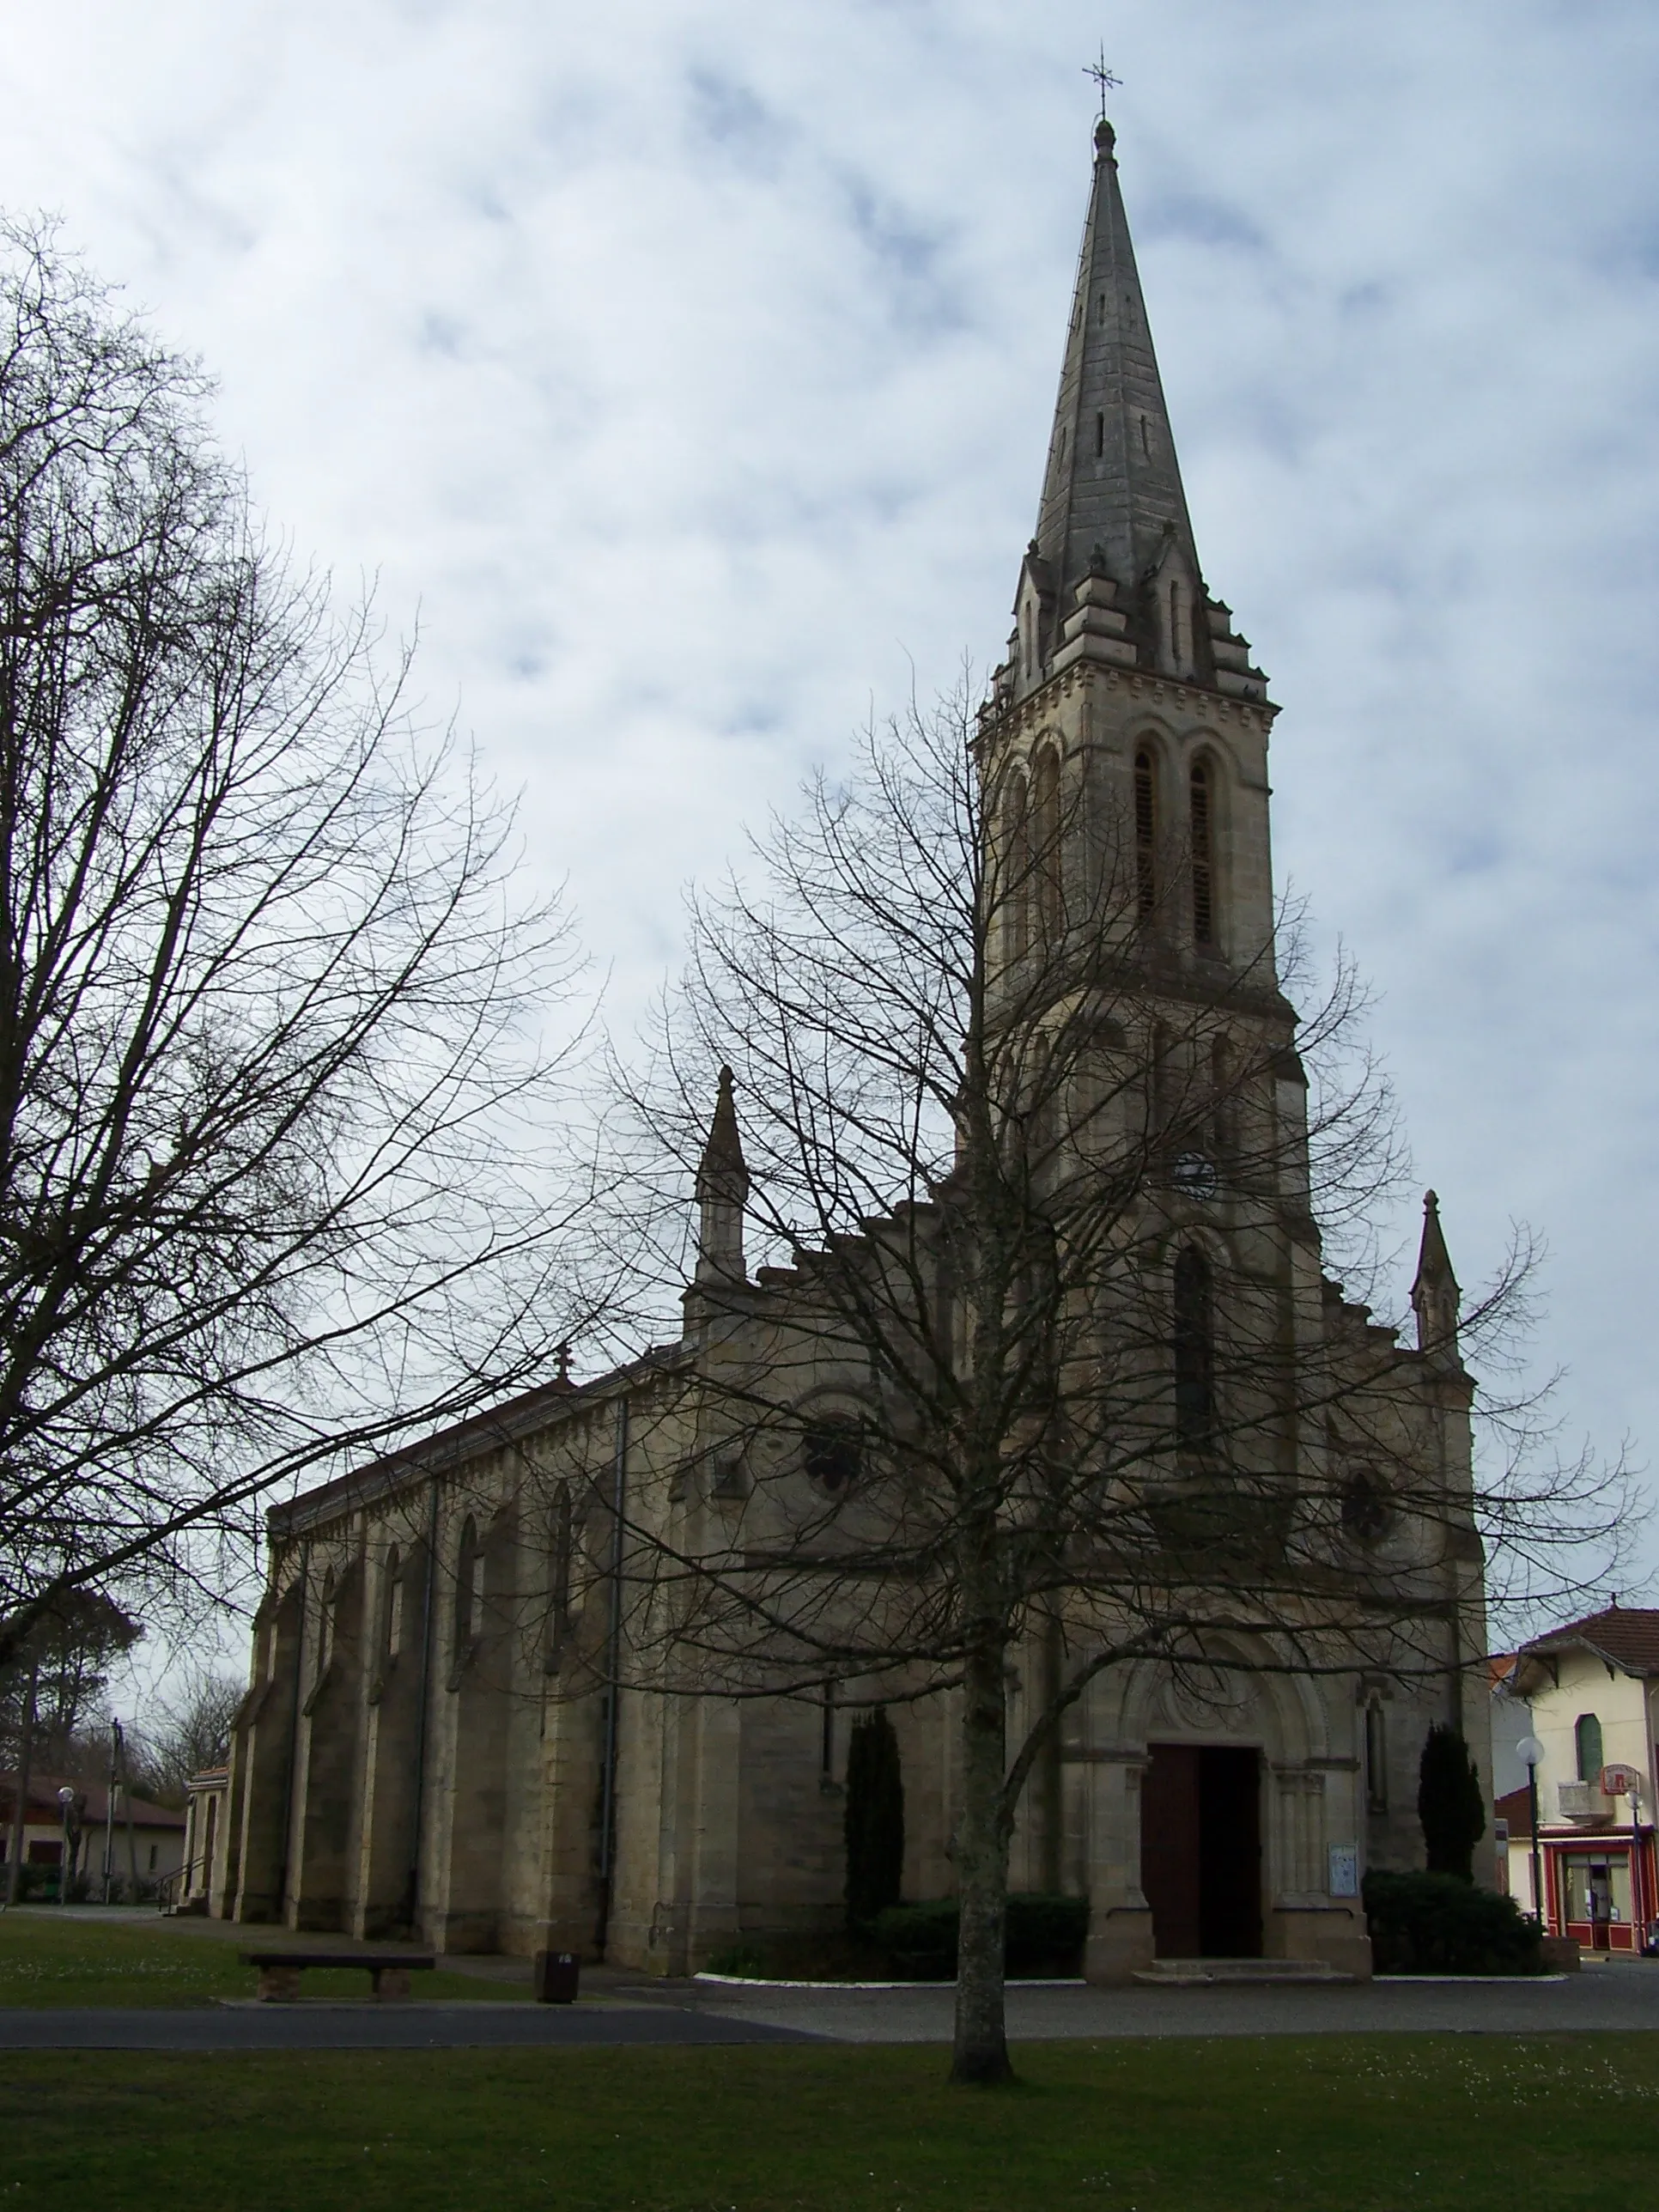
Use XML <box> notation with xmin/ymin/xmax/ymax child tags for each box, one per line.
<box><xmin>1557</xmin><ymin>1782</ymin><xmax>1617</xmax><ymax>1826</ymax></box>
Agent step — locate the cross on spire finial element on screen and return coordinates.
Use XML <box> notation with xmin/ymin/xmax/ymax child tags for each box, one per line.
<box><xmin>1085</xmin><ymin>48</ymin><xmax>1121</xmax><ymax>123</ymax></box>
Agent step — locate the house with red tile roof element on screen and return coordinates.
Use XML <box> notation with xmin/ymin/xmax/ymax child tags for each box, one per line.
<box><xmin>1501</xmin><ymin>1606</ymin><xmax>1659</xmax><ymax>1951</ymax></box>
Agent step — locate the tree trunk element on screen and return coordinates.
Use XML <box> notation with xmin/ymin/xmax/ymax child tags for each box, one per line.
<box><xmin>951</xmin><ymin>1638</ymin><xmax>1013</xmax><ymax>2085</ymax></box>
<box><xmin>4</xmin><ymin>1659</ymin><xmax>37</xmax><ymax>1905</ymax></box>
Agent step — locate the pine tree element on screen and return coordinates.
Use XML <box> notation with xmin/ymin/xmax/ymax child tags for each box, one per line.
<box><xmin>1418</xmin><ymin>1723</ymin><xmax>1486</xmax><ymax>1881</ymax></box>
<box><xmin>844</xmin><ymin>1707</ymin><xmax>905</xmax><ymax>1929</ymax></box>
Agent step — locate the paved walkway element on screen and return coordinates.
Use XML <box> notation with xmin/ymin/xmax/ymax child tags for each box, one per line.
<box><xmin>666</xmin><ymin>1961</ymin><xmax>1659</xmax><ymax>2043</ymax></box>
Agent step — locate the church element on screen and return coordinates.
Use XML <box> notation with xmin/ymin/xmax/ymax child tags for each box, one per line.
<box><xmin>210</xmin><ymin>117</ymin><xmax>1494</xmax><ymax>1983</ymax></box>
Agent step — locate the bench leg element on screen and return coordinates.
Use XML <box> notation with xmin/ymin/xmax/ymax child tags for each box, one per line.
<box><xmin>256</xmin><ymin>1964</ymin><xmax>302</xmax><ymax>2003</ymax></box>
<box><xmin>371</xmin><ymin>1966</ymin><xmax>412</xmax><ymax>2001</ymax></box>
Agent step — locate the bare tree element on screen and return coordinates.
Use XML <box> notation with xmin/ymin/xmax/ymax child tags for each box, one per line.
<box><xmin>133</xmin><ymin>1670</ymin><xmax>245</xmax><ymax>1802</ymax></box>
<box><xmin>0</xmin><ymin>221</ymin><xmax>601</xmax><ymax>1674</ymax></box>
<box><xmin>597</xmin><ymin>685</ymin><xmax>1628</xmax><ymax>2083</ymax></box>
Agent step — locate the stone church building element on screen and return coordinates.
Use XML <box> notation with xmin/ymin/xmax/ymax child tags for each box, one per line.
<box><xmin>210</xmin><ymin>119</ymin><xmax>1493</xmax><ymax>1981</ymax></box>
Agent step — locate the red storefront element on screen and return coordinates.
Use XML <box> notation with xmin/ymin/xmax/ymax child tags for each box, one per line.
<box><xmin>1538</xmin><ymin>1817</ymin><xmax>1656</xmax><ymax>1952</ymax></box>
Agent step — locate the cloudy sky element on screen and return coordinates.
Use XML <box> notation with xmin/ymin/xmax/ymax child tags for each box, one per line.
<box><xmin>9</xmin><ymin>0</ymin><xmax>1659</xmax><ymax>1650</ymax></box>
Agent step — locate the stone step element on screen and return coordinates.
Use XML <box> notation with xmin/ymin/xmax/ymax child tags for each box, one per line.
<box><xmin>1133</xmin><ymin>1957</ymin><xmax>1353</xmax><ymax>1987</ymax></box>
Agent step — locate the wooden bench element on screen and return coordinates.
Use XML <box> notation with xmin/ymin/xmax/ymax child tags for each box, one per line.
<box><xmin>240</xmin><ymin>1950</ymin><xmax>436</xmax><ymax>2002</ymax></box>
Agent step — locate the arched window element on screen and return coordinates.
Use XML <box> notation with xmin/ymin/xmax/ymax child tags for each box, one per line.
<box><xmin>1173</xmin><ymin>1245</ymin><xmax>1215</xmax><ymax>1449</ymax></box>
<box><xmin>1033</xmin><ymin>746</ymin><xmax>1061</xmax><ymax>938</ymax></box>
<box><xmin>1576</xmin><ymin>1712</ymin><xmax>1604</xmax><ymax>1784</ymax></box>
<box><xmin>1133</xmin><ymin>749</ymin><xmax>1158</xmax><ymax>918</ymax></box>
<box><xmin>1167</xmin><ymin>579</ymin><xmax>1186</xmax><ymax>674</ymax></box>
<box><xmin>1190</xmin><ymin>758</ymin><xmax>1216</xmax><ymax>948</ymax></box>
<box><xmin>453</xmin><ymin>1516</ymin><xmax>479</xmax><ymax>1659</ymax></box>
<box><xmin>380</xmin><ymin>1546</ymin><xmax>402</xmax><ymax>1665</ymax></box>
<box><xmin>1005</xmin><ymin>769</ymin><xmax>1031</xmax><ymax>961</ymax></box>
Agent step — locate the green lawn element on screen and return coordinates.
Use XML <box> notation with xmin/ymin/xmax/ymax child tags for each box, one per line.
<box><xmin>2</xmin><ymin>2037</ymin><xmax>1653</xmax><ymax>2211</ymax></box>
<box><xmin>0</xmin><ymin>1910</ymin><xmax>526</xmax><ymax>2006</ymax></box>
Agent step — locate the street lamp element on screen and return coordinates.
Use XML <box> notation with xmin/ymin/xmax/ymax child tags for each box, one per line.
<box><xmin>1517</xmin><ymin>1736</ymin><xmax>1546</xmax><ymax>1934</ymax></box>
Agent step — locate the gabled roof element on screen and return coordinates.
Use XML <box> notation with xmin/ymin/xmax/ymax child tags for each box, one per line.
<box><xmin>0</xmin><ymin>1773</ymin><xmax>185</xmax><ymax>1829</ymax></box>
<box><xmin>265</xmin><ymin>1340</ymin><xmax>690</xmax><ymax>1538</ymax></box>
<box><xmin>1517</xmin><ymin>1606</ymin><xmax>1659</xmax><ymax>1678</ymax></box>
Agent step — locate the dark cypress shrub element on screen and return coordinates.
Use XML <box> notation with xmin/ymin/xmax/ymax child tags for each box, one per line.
<box><xmin>1417</xmin><ymin>1723</ymin><xmax>1486</xmax><ymax>1881</ymax></box>
<box><xmin>843</xmin><ymin>1706</ymin><xmax>905</xmax><ymax>1929</ymax></box>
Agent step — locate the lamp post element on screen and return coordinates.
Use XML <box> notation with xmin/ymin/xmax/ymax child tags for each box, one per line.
<box><xmin>1517</xmin><ymin>1736</ymin><xmax>1546</xmax><ymax>1933</ymax></box>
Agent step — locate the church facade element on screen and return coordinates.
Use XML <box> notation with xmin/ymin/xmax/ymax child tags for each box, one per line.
<box><xmin>210</xmin><ymin>120</ymin><xmax>1494</xmax><ymax>1982</ymax></box>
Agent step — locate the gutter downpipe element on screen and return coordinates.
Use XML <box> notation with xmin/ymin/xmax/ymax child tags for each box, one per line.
<box><xmin>595</xmin><ymin>1395</ymin><xmax>629</xmax><ymax>1960</ymax></box>
<box><xmin>403</xmin><ymin>1475</ymin><xmax>441</xmax><ymax>1937</ymax></box>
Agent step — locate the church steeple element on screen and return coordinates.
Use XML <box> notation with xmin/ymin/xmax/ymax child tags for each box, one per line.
<box><xmin>1001</xmin><ymin>120</ymin><xmax>1268</xmax><ymax>708</ymax></box>
<box><xmin>1036</xmin><ymin>118</ymin><xmax>1198</xmax><ymax>617</ymax></box>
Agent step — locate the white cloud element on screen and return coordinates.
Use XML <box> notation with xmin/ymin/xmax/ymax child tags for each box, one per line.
<box><xmin>7</xmin><ymin>0</ymin><xmax>1659</xmax><ymax>1624</ymax></box>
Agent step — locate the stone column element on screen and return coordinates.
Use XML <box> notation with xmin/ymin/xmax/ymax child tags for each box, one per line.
<box><xmin>1082</xmin><ymin>1751</ymin><xmax>1155</xmax><ymax>1983</ymax></box>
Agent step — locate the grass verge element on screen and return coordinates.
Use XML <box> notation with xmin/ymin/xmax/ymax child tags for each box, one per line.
<box><xmin>0</xmin><ymin>1910</ymin><xmax>525</xmax><ymax>2006</ymax></box>
<box><xmin>1</xmin><ymin>2034</ymin><xmax>1652</xmax><ymax>2211</ymax></box>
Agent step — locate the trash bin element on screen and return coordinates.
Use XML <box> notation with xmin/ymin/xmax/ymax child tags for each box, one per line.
<box><xmin>533</xmin><ymin>1949</ymin><xmax>580</xmax><ymax>2003</ymax></box>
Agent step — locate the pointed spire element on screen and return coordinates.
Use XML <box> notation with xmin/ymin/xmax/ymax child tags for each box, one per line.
<box><xmin>1001</xmin><ymin>122</ymin><xmax>1267</xmax><ymax>707</ymax></box>
<box><xmin>1411</xmin><ymin>1189</ymin><xmax>1462</xmax><ymax>1369</ymax></box>
<box><xmin>1037</xmin><ymin>118</ymin><xmax>1198</xmax><ymax>606</ymax></box>
<box><xmin>694</xmin><ymin>1066</ymin><xmax>749</xmax><ymax>1285</ymax></box>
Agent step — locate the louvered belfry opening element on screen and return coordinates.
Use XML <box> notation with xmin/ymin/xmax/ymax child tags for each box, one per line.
<box><xmin>1190</xmin><ymin>759</ymin><xmax>1215</xmax><ymax>947</ymax></box>
<box><xmin>1134</xmin><ymin>748</ymin><xmax>1158</xmax><ymax>917</ymax></box>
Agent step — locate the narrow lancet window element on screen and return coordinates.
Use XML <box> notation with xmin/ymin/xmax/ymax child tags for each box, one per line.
<box><xmin>1034</xmin><ymin>746</ymin><xmax>1061</xmax><ymax>938</ymax></box>
<box><xmin>1211</xmin><ymin>1032</ymin><xmax>1233</xmax><ymax>1158</ymax></box>
<box><xmin>546</xmin><ymin>1484</ymin><xmax>574</xmax><ymax>1672</ymax></box>
<box><xmin>1134</xmin><ymin>749</ymin><xmax>1158</xmax><ymax>918</ymax></box>
<box><xmin>1006</xmin><ymin>769</ymin><xmax>1031</xmax><ymax>960</ymax></box>
<box><xmin>317</xmin><ymin>1567</ymin><xmax>337</xmax><ymax>1677</ymax></box>
<box><xmin>1095</xmin><ymin>410</ymin><xmax>1104</xmax><ymax>458</ymax></box>
<box><xmin>1365</xmin><ymin>1705</ymin><xmax>1389</xmax><ymax>1813</ymax></box>
<box><xmin>1190</xmin><ymin>759</ymin><xmax>1216</xmax><ymax>948</ymax></box>
<box><xmin>1173</xmin><ymin>1245</ymin><xmax>1215</xmax><ymax>1449</ymax></box>
<box><xmin>453</xmin><ymin>1516</ymin><xmax>479</xmax><ymax>1659</ymax></box>
<box><xmin>380</xmin><ymin>1546</ymin><xmax>402</xmax><ymax>1665</ymax></box>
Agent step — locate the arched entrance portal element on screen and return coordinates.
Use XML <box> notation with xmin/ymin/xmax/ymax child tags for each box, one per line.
<box><xmin>1140</xmin><ymin>1743</ymin><xmax>1262</xmax><ymax>1958</ymax></box>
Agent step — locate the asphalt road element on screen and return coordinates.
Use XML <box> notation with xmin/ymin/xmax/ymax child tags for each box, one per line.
<box><xmin>0</xmin><ymin>2001</ymin><xmax>822</xmax><ymax>2051</ymax></box>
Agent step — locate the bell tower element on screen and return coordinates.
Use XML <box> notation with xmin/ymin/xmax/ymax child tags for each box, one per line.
<box><xmin>985</xmin><ymin>117</ymin><xmax>1279</xmax><ymax>991</ymax></box>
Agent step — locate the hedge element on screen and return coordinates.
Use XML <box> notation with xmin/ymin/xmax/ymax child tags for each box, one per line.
<box><xmin>870</xmin><ymin>1893</ymin><xmax>1090</xmax><ymax>1980</ymax></box>
<box><xmin>1363</xmin><ymin>1868</ymin><xmax>1545</xmax><ymax>1976</ymax></box>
